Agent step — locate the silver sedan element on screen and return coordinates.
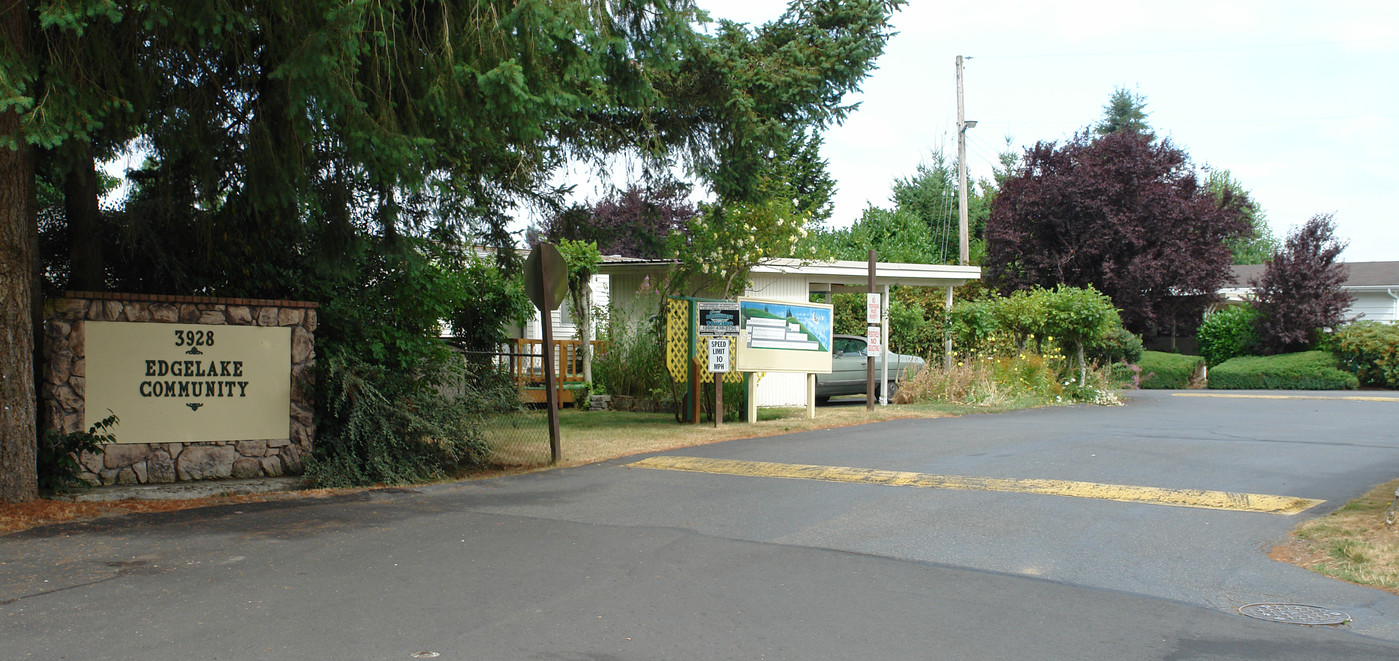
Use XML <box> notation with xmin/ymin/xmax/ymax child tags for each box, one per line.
<box><xmin>815</xmin><ymin>334</ymin><xmax>925</xmax><ymax>403</ymax></box>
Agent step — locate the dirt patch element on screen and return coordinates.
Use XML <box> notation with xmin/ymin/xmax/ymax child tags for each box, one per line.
<box><xmin>1269</xmin><ymin>478</ymin><xmax>1399</xmax><ymax>596</ymax></box>
<box><xmin>1</xmin><ymin>489</ymin><xmax>351</xmax><ymax>536</ymax></box>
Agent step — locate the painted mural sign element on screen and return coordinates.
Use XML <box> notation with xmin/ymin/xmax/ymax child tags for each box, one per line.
<box><xmin>85</xmin><ymin>321</ymin><xmax>292</xmax><ymax>443</ymax></box>
<box><xmin>733</xmin><ymin>297</ymin><xmax>833</xmax><ymax>374</ymax></box>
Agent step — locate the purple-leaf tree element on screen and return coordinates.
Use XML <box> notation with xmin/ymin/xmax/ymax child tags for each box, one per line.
<box><xmin>543</xmin><ymin>179</ymin><xmax>699</xmax><ymax>259</ymax></box>
<box><xmin>1250</xmin><ymin>214</ymin><xmax>1353</xmax><ymax>354</ymax></box>
<box><xmin>983</xmin><ymin>130</ymin><xmax>1251</xmax><ymax>335</ymax></box>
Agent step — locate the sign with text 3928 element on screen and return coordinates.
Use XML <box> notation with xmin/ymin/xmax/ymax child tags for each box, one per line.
<box><xmin>85</xmin><ymin>321</ymin><xmax>291</xmax><ymax>443</ymax></box>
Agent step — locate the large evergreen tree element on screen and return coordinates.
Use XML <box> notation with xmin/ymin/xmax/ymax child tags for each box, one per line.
<box><xmin>1</xmin><ymin>0</ymin><xmax>906</xmax><ymax>500</ymax></box>
<box><xmin>1094</xmin><ymin>86</ymin><xmax>1151</xmax><ymax>136</ymax></box>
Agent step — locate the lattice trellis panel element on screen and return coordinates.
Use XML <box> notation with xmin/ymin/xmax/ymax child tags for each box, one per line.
<box><xmin>699</xmin><ymin>339</ymin><xmax>747</xmax><ymax>384</ymax></box>
<box><xmin>665</xmin><ymin>297</ymin><xmax>689</xmax><ymax>383</ymax></box>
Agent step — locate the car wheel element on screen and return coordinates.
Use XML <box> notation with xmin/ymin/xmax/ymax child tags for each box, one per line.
<box><xmin>879</xmin><ymin>380</ymin><xmax>898</xmax><ymax>402</ymax></box>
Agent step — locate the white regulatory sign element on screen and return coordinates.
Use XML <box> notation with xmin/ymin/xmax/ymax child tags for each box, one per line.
<box><xmin>866</xmin><ymin>292</ymin><xmax>881</xmax><ymax>325</ymax></box>
<box><xmin>866</xmin><ymin>325</ymin><xmax>882</xmax><ymax>357</ymax></box>
<box><xmin>708</xmin><ymin>337</ymin><xmax>731</xmax><ymax>373</ymax></box>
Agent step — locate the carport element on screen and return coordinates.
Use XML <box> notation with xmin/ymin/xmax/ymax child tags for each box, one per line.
<box><xmin>599</xmin><ymin>257</ymin><xmax>981</xmax><ymax>408</ymax></box>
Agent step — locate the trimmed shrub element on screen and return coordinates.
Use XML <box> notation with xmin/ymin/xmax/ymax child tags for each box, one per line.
<box><xmin>1196</xmin><ymin>304</ymin><xmax>1261</xmax><ymax>366</ymax></box>
<box><xmin>1137</xmin><ymin>350</ymin><xmax>1203</xmax><ymax>389</ymax></box>
<box><xmin>1331</xmin><ymin>321</ymin><xmax>1399</xmax><ymax>389</ymax></box>
<box><xmin>1087</xmin><ymin>326</ymin><xmax>1144</xmax><ymax>366</ymax></box>
<box><xmin>1208</xmin><ymin>351</ymin><xmax>1359</xmax><ymax>390</ymax></box>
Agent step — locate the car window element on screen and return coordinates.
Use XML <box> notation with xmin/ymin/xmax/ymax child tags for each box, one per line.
<box><xmin>835</xmin><ymin>337</ymin><xmax>866</xmax><ymax>356</ymax></box>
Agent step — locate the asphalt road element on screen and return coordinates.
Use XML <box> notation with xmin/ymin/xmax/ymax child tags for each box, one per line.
<box><xmin>3</xmin><ymin>390</ymin><xmax>1399</xmax><ymax>660</ymax></box>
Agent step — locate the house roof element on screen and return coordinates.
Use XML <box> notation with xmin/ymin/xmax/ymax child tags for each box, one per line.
<box><xmin>1228</xmin><ymin>261</ymin><xmax>1399</xmax><ymax>289</ymax></box>
<box><xmin>595</xmin><ymin>256</ymin><xmax>982</xmax><ymax>289</ymax></box>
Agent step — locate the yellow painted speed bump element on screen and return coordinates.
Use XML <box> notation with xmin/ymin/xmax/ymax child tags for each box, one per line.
<box><xmin>1173</xmin><ymin>393</ymin><xmax>1399</xmax><ymax>403</ymax></box>
<box><xmin>628</xmin><ymin>456</ymin><xmax>1324</xmax><ymax>515</ymax></box>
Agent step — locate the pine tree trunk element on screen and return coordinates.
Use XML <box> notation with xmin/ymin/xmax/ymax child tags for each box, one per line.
<box><xmin>0</xmin><ymin>2</ymin><xmax>40</xmax><ymax>503</ymax></box>
<box><xmin>65</xmin><ymin>141</ymin><xmax>105</xmax><ymax>290</ymax></box>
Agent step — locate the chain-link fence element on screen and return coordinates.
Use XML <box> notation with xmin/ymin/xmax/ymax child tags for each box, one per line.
<box><xmin>452</xmin><ymin>345</ymin><xmax>557</xmax><ymax>469</ymax></box>
<box><xmin>481</xmin><ymin>407</ymin><xmax>552</xmax><ymax>467</ymax></box>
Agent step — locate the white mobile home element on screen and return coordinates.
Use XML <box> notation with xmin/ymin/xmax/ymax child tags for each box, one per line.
<box><xmin>596</xmin><ymin>257</ymin><xmax>981</xmax><ymax>407</ymax></box>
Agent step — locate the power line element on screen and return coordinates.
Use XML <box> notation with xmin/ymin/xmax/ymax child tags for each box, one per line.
<box><xmin>975</xmin><ymin>37</ymin><xmax>1397</xmax><ymax>60</ymax></box>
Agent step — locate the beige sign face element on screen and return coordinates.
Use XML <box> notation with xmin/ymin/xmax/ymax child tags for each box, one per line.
<box><xmin>732</xmin><ymin>297</ymin><xmax>833</xmax><ymax>374</ymax></box>
<box><xmin>85</xmin><ymin>321</ymin><xmax>292</xmax><ymax>443</ymax></box>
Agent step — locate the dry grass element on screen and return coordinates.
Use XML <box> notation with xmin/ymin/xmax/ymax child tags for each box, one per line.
<box><xmin>3</xmin><ymin>402</ymin><xmax>981</xmax><ymax>536</ymax></box>
<box><xmin>541</xmin><ymin>401</ymin><xmax>972</xmax><ymax>467</ymax></box>
<box><xmin>1272</xmin><ymin>478</ymin><xmax>1399</xmax><ymax>595</ymax></box>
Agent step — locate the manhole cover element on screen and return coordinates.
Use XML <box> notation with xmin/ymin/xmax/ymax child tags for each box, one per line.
<box><xmin>1238</xmin><ymin>603</ymin><xmax>1350</xmax><ymax>625</ymax></box>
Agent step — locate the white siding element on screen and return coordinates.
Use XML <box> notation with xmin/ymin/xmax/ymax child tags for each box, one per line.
<box><xmin>746</xmin><ymin>273</ymin><xmax>816</xmax><ymax>407</ymax></box>
<box><xmin>607</xmin><ymin>272</ymin><xmax>668</xmax><ymax>331</ymax></box>
<box><xmin>524</xmin><ymin>274</ymin><xmax>613</xmax><ymax>340</ymax></box>
<box><xmin>1349</xmin><ymin>291</ymin><xmax>1398</xmax><ymax>323</ymax></box>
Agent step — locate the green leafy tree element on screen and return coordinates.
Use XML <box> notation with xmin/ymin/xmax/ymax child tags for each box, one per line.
<box><xmin>948</xmin><ymin>298</ymin><xmax>1000</xmax><ymax>355</ymax></box>
<box><xmin>1041</xmin><ymin>285</ymin><xmax>1122</xmax><ymax>385</ymax></box>
<box><xmin>994</xmin><ymin>288</ymin><xmax>1050</xmax><ymax>352</ymax></box>
<box><xmin>1207</xmin><ymin>169</ymin><xmax>1278</xmax><ymax>264</ymax></box>
<box><xmin>445</xmin><ymin>252</ymin><xmax>534</xmax><ymax>351</ymax></box>
<box><xmin>668</xmin><ymin>196</ymin><xmax>813</xmax><ymax>298</ymax></box>
<box><xmin>557</xmin><ymin>239</ymin><xmax>603</xmax><ymax>383</ymax></box>
<box><xmin>801</xmin><ymin>206</ymin><xmax>938</xmax><ymax>264</ymax></box>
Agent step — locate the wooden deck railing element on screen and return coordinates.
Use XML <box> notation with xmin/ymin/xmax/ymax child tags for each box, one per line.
<box><xmin>505</xmin><ymin>338</ymin><xmax>606</xmax><ymax>388</ymax></box>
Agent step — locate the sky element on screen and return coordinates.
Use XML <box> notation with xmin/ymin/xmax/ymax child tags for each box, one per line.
<box><xmin>690</xmin><ymin>0</ymin><xmax>1399</xmax><ymax>262</ymax></box>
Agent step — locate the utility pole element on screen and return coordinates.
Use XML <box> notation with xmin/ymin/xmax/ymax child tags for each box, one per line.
<box><xmin>956</xmin><ymin>55</ymin><xmax>976</xmax><ymax>266</ymax></box>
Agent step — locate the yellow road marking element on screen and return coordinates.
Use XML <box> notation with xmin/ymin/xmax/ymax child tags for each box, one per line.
<box><xmin>1173</xmin><ymin>393</ymin><xmax>1399</xmax><ymax>402</ymax></box>
<box><xmin>628</xmin><ymin>456</ymin><xmax>1324</xmax><ymax>515</ymax></box>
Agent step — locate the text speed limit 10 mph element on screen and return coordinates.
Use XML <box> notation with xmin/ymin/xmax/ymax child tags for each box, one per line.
<box><xmin>708</xmin><ymin>337</ymin><xmax>731</xmax><ymax>373</ymax></box>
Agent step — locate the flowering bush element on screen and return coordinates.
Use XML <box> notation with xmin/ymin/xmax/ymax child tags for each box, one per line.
<box><xmin>667</xmin><ymin>196</ymin><xmax>812</xmax><ymax>297</ymax></box>
<box><xmin>898</xmin><ymin>347</ymin><xmax>1122</xmax><ymax>407</ymax></box>
<box><xmin>1330</xmin><ymin>321</ymin><xmax>1399</xmax><ymax>389</ymax></box>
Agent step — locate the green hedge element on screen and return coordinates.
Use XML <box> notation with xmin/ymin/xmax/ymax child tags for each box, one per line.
<box><xmin>1208</xmin><ymin>351</ymin><xmax>1359</xmax><ymax>390</ymax></box>
<box><xmin>1331</xmin><ymin>321</ymin><xmax>1399</xmax><ymax>389</ymax></box>
<box><xmin>1196</xmin><ymin>305</ymin><xmax>1261</xmax><ymax>366</ymax></box>
<box><xmin>1137</xmin><ymin>351</ymin><xmax>1203</xmax><ymax>389</ymax></box>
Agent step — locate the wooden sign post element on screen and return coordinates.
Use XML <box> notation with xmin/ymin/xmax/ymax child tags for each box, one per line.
<box><xmin>523</xmin><ymin>243</ymin><xmax>568</xmax><ymax>463</ymax></box>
